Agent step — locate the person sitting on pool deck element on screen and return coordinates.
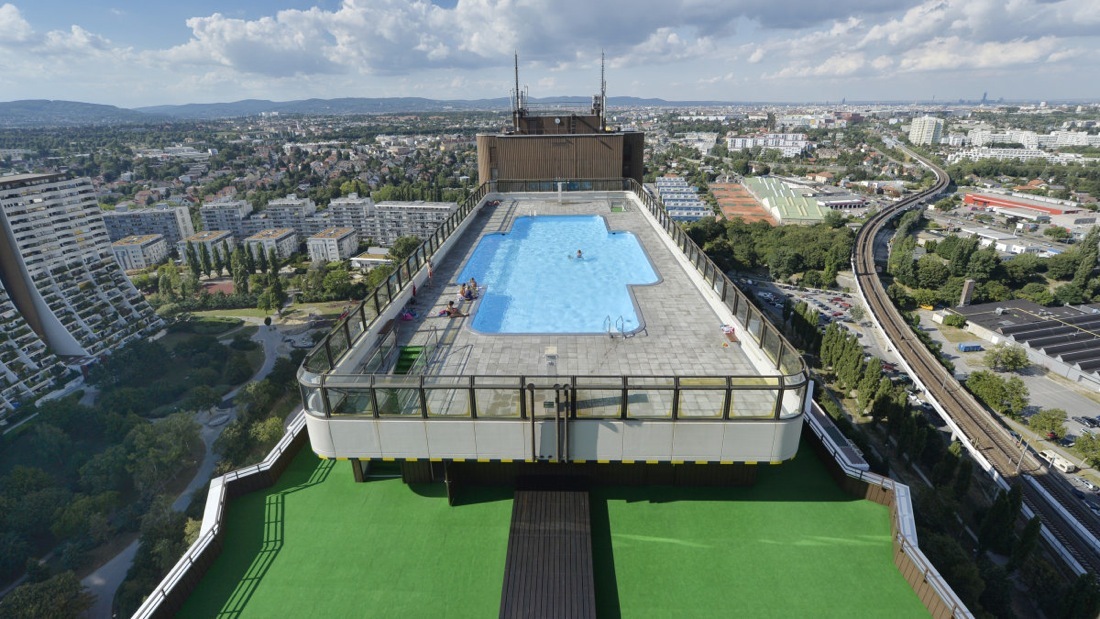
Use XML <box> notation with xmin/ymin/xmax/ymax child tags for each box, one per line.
<box><xmin>441</xmin><ymin>300</ymin><xmax>466</xmax><ymax>317</ymax></box>
<box><xmin>458</xmin><ymin>283</ymin><xmax>471</xmax><ymax>300</ymax></box>
<box><xmin>469</xmin><ymin>277</ymin><xmax>479</xmax><ymax>295</ymax></box>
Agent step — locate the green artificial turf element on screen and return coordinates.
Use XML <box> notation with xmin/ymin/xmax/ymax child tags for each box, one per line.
<box><xmin>181</xmin><ymin>443</ymin><xmax>928</xmax><ymax>618</ymax></box>
<box><xmin>178</xmin><ymin>457</ymin><xmax>514</xmax><ymax>618</ymax></box>
<box><xmin>593</xmin><ymin>444</ymin><xmax>929</xmax><ymax>618</ymax></box>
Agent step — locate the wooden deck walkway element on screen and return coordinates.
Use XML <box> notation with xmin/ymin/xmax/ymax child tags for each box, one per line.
<box><xmin>499</xmin><ymin>486</ymin><xmax>596</xmax><ymax>619</ymax></box>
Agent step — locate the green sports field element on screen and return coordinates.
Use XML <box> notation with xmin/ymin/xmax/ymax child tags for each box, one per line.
<box><xmin>180</xmin><ymin>444</ymin><xmax>928</xmax><ymax>618</ymax></box>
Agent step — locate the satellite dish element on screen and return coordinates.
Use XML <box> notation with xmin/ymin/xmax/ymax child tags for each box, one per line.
<box><xmin>554</xmin><ymin>117</ymin><xmax>561</xmax><ymax>125</ymax></box>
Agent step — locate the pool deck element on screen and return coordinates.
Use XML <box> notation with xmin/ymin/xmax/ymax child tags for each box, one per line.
<box><xmin>391</xmin><ymin>194</ymin><xmax>760</xmax><ymax>378</ymax></box>
<box><xmin>178</xmin><ymin>442</ymin><xmax>929</xmax><ymax>618</ymax></box>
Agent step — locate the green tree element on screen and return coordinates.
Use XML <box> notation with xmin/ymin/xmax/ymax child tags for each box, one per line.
<box><xmin>916</xmin><ymin>254</ymin><xmax>950</xmax><ymax>289</ymax></box>
<box><xmin>388</xmin><ymin>235</ymin><xmax>422</xmax><ymax>263</ymax></box>
<box><xmin>200</xmin><ymin>242</ymin><xmax>214</xmax><ymax>278</ymax></box>
<box><xmin>0</xmin><ymin>571</ymin><xmax>94</xmax><ymax>619</ymax></box>
<box><xmin>185</xmin><ymin>242</ymin><xmax>201</xmax><ymax>281</ymax></box>
<box><xmin>1029</xmin><ymin>408</ymin><xmax>1067</xmax><ymax>438</ymax></box>
<box><xmin>984</xmin><ymin>343</ymin><xmax>1030</xmax><ymax>372</ymax></box>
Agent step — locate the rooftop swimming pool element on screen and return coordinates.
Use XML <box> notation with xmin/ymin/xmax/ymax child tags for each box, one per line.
<box><xmin>457</xmin><ymin>215</ymin><xmax>658</xmax><ymax>334</ymax></box>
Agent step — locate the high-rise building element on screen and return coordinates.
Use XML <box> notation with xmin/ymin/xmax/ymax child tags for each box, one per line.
<box><xmin>101</xmin><ymin>203</ymin><xmax>195</xmax><ymax>247</ymax></box>
<box><xmin>0</xmin><ymin>173</ymin><xmax>162</xmax><ymax>360</ymax></box>
<box><xmin>909</xmin><ymin>116</ymin><xmax>944</xmax><ymax>145</ymax></box>
<box><xmin>327</xmin><ymin>193</ymin><xmax>379</xmax><ymax>243</ymax></box>
<box><xmin>373</xmin><ymin>201</ymin><xmax>458</xmax><ymax>245</ymax></box>
<box><xmin>139</xmin><ymin>64</ymin><xmax>966</xmax><ymax>619</ymax></box>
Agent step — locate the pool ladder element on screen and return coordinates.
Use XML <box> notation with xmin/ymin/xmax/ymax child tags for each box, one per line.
<box><xmin>603</xmin><ymin>315</ymin><xmax>626</xmax><ymax>338</ymax></box>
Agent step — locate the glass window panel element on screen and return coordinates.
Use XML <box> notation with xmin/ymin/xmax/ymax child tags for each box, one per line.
<box><xmin>677</xmin><ymin>377</ymin><xmax>726</xmax><ymax>418</ymax></box>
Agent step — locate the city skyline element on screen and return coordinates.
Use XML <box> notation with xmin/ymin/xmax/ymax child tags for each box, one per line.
<box><xmin>0</xmin><ymin>0</ymin><xmax>1098</xmax><ymax>108</ymax></box>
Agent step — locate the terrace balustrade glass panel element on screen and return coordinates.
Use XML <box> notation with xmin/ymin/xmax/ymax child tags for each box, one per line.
<box><xmin>573</xmin><ymin>376</ymin><xmax>626</xmax><ymax>418</ymax></box>
<box><xmin>624</xmin><ymin>376</ymin><xmax>675</xmax><ymax>418</ymax></box>
<box><xmin>762</xmin><ymin>328</ymin><xmax>782</xmax><ymax>365</ymax></box>
<box><xmin>734</xmin><ymin>296</ymin><xmax>749</xmax><ymax>326</ymax></box>
<box><xmin>371</xmin><ymin>378</ymin><xmax>421</xmax><ymax>416</ymax></box>
<box><xmin>730</xmin><ymin>376</ymin><xmax>781</xmax><ymax>418</ymax></box>
<box><xmin>472</xmin><ymin>379</ymin><xmax>523</xmax><ymax>418</ymax></box>
<box><xmin>778</xmin><ymin>344</ymin><xmax>803</xmax><ymax>376</ymax></box>
<box><xmin>304</xmin><ymin>348</ymin><xmax>331</xmax><ymax>374</ymax></box>
<box><xmin>326</xmin><ymin>381</ymin><xmax>374</xmax><ymax>416</ymax></box>
<box><xmin>301</xmin><ymin>384</ymin><xmax>326</xmax><ymax>415</ymax></box>
<box><xmin>346</xmin><ymin>313</ymin><xmax>365</xmax><ymax>346</ymax></box>
<box><xmin>374</xmin><ymin>286</ymin><xmax>391</xmax><ymax>314</ymax></box>
<box><xmin>780</xmin><ymin>384</ymin><xmax>806</xmax><ymax>419</ymax></box>
<box><xmin>424</xmin><ymin>376</ymin><xmax>471</xmax><ymax>417</ymax></box>
<box><xmin>323</xmin><ymin>329</ymin><xmax>349</xmax><ymax>367</ymax></box>
<box><xmin>677</xmin><ymin>377</ymin><xmax>726</xmax><ymax>418</ymax></box>
<box><xmin>747</xmin><ymin>308</ymin><xmax>764</xmax><ymax>342</ymax></box>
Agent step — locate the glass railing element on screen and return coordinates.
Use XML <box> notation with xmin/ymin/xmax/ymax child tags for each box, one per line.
<box><xmin>299</xmin><ymin>179</ymin><xmax>808</xmax><ymax>422</ymax></box>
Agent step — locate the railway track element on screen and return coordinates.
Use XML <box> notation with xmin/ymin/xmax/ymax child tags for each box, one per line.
<box><xmin>851</xmin><ymin>147</ymin><xmax>1100</xmax><ymax>576</ymax></box>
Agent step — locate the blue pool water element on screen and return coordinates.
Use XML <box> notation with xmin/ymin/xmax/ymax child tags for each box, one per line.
<box><xmin>456</xmin><ymin>215</ymin><xmax>658</xmax><ymax>334</ymax></box>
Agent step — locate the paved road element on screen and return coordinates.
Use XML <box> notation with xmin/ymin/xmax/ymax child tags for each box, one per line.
<box><xmin>81</xmin><ymin>319</ymin><xmax>289</xmax><ymax>619</ymax></box>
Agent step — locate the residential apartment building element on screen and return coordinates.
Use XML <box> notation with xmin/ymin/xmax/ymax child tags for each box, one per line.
<box><xmin>327</xmin><ymin>193</ymin><xmax>380</xmax><ymax>243</ymax></box>
<box><xmin>374</xmin><ymin>201</ymin><xmax>458</xmax><ymax>245</ymax></box>
<box><xmin>0</xmin><ymin>173</ymin><xmax>162</xmax><ymax>368</ymax></box>
<box><xmin>727</xmin><ymin>133</ymin><xmax>810</xmax><ymax>157</ymax></box>
<box><xmin>244</xmin><ymin>228</ymin><xmax>297</xmax><ymax>261</ymax></box>
<box><xmin>179</xmin><ymin>230</ymin><xmax>235</xmax><ymax>262</ymax></box>
<box><xmin>112</xmin><ymin>234</ymin><xmax>168</xmax><ymax>271</ymax></box>
<box><xmin>307</xmin><ymin>228</ymin><xmax>359</xmax><ymax>263</ymax></box>
<box><xmin>908</xmin><ymin>116</ymin><xmax>944</xmax><ymax>145</ymax></box>
<box><xmin>255</xmin><ymin>194</ymin><xmax>317</xmax><ymax>242</ymax></box>
<box><xmin>102</xmin><ymin>203</ymin><xmax>195</xmax><ymax>247</ymax></box>
<box><xmin>200</xmin><ymin>199</ymin><xmax>253</xmax><ymax>239</ymax></box>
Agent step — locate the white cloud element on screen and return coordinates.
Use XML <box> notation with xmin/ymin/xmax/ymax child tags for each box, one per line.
<box><xmin>0</xmin><ymin>0</ymin><xmax>1099</xmax><ymax>106</ymax></box>
<box><xmin>0</xmin><ymin>3</ymin><xmax>34</xmax><ymax>44</ymax></box>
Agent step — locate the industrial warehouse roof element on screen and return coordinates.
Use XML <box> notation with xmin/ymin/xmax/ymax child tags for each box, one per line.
<box><xmin>953</xmin><ymin>300</ymin><xmax>1100</xmax><ymax>375</ymax></box>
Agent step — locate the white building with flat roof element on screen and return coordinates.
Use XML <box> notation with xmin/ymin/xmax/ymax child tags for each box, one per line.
<box><xmin>179</xmin><ymin>230</ymin><xmax>235</xmax><ymax>262</ymax></box>
<box><xmin>112</xmin><ymin>234</ymin><xmax>168</xmax><ymax>271</ymax></box>
<box><xmin>374</xmin><ymin>201</ymin><xmax>457</xmax><ymax>245</ymax></box>
<box><xmin>244</xmin><ymin>228</ymin><xmax>297</xmax><ymax>261</ymax></box>
<box><xmin>102</xmin><ymin>203</ymin><xmax>195</xmax><ymax>247</ymax></box>
<box><xmin>308</xmin><ymin>227</ymin><xmax>358</xmax><ymax>263</ymax></box>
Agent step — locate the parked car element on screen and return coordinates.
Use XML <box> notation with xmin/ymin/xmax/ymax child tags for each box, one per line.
<box><xmin>1077</xmin><ymin>477</ymin><xmax>1098</xmax><ymax>492</ymax></box>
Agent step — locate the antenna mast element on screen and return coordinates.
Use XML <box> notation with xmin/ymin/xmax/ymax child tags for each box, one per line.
<box><xmin>600</xmin><ymin>50</ymin><xmax>606</xmax><ymax>130</ymax></box>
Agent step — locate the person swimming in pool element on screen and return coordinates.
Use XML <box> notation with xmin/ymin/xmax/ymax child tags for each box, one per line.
<box><xmin>575</xmin><ymin>249</ymin><xmax>583</xmax><ymax>259</ymax></box>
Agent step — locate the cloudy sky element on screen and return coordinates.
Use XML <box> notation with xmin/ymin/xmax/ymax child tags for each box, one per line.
<box><xmin>1</xmin><ymin>0</ymin><xmax>1097</xmax><ymax>108</ymax></box>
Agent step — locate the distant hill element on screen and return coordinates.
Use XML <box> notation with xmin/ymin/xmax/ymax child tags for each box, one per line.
<box><xmin>0</xmin><ymin>100</ymin><xmax>161</xmax><ymax>128</ymax></box>
<box><xmin>134</xmin><ymin>95</ymin><xmax>718</xmax><ymax>120</ymax></box>
<box><xmin>0</xmin><ymin>95</ymin><xmax>732</xmax><ymax>127</ymax></box>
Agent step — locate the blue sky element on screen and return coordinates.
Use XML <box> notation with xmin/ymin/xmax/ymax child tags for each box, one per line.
<box><xmin>1</xmin><ymin>0</ymin><xmax>1098</xmax><ymax>108</ymax></box>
